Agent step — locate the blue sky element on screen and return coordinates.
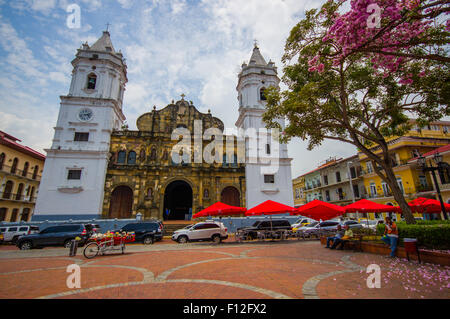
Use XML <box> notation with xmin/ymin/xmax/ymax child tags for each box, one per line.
<box><xmin>0</xmin><ymin>0</ymin><xmax>358</xmax><ymax>177</ymax></box>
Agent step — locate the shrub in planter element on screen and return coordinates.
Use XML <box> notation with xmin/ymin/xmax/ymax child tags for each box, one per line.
<box><xmin>376</xmin><ymin>223</ymin><xmax>450</xmax><ymax>250</ymax></box>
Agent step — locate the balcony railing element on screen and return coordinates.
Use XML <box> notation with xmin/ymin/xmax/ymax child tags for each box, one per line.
<box><xmin>0</xmin><ymin>192</ymin><xmax>36</xmax><ymax>202</ymax></box>
<box><xmin>0</xmin><ymin>164</ymin><xmax>41</xmax><ymax>181</ymax></box>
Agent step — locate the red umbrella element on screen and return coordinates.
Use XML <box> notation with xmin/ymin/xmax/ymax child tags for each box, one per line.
<box><xmin>245</xmin><ymin>200</ymin><xmax>296</xmax><ymax>216</ymax></box>
<box><xmin>406</xmin><ymin>197</ymin><xmax>450</xmax><ymax>214</ymax></box>
<box><xmin>245</xmin><ymin>200</ymin><xmax>295</xmax><ymax>232</ymax></box>
<box><xmin>344</xmin><ymin>199</ymin><xmax>399</xmax><ymax>213</ymax></box>
<box><xmin>292</xmin><ymin>199</ymin><xmax>345</xmax><ymax>221</ymax></box>
<box><xmin>193</xmin><ymin>202</ymin><xmax>246</xmax><ymax>219</ymax></box>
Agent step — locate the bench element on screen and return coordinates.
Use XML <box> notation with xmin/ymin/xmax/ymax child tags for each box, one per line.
<box><xmin>340</xmin><ymin>235</ymin><xmax>363</xmax><ymax>252</ymax></box>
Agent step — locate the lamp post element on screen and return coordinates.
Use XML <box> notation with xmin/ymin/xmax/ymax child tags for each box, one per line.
<box><xmin>347</xmin><ymin>161</ymin><xmax>356</xmax><ymax>219</ymax></box>
<box><xmin>417</xmin><ymin>153</ymin><xmax>448</xmax><ymax>220</ymax></box>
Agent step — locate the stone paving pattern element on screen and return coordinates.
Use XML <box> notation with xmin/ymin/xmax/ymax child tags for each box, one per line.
<box><xmin>0</xmin><ymin>240</ymin><xmax>449</xmax><ymax>299</ymax></box>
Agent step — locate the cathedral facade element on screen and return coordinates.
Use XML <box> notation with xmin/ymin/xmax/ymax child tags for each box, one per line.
<box><xmin>33</xmin><ymin>31</ymin><xmax>293</xmax><ymax>221</ymax></box>
<box><xmin>103</xmin><ymin>98</ymin><xmax>245</xmax><ymax>220</ymax></box>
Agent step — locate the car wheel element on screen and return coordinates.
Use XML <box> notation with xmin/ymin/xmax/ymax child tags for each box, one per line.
<box><xmin>143</xmin><ymin>236</ymin><xmax>154</xmax><ymax>245</ymax></box>
<box><xmin>19</xmin><ymin>241</ymin><xmax>32</xmax><ymax>250</ymax></box>
<box><xmin>177</xmin><ymin>236</ymin><xmax>188</xmax><ymax>244</ymax></box>
<box><xmin>12</xmin><ymin>236</ymin><xmax>20</xmax><ymax>245</ymax></box>
<box><xmin>63</xmin><ymin>240</ymin><xmax>73</xmax><ymax>248</ymax></box>
<box><xmin>212</xmin><ymin>234</ymin><xmax>221</xmax><ymax>244</ymax></box>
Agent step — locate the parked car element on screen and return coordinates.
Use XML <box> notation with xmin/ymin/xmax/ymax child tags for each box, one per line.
<box><xmin>172</xmin><ymin>221</ymin><xmax>228</xmax><ymax>244</ymax></box>
<box><xmin>291</xmin><ymin>217</ymin><xmax>315</xmax><ymax>231</ymax></box>
<box><xmin>0</xmin><ymin>225</ymin><xmax>40</xmax><ymax>244</ymax></box>
<box><xmin>297</xmin><ymin>221</ymin><xmax>340</xmax><ymax>236</ymax></box>
<box><xmin>237</xmin><ymin>219</ymin><xmax>292</xmax><ymax>240</ymax></box>
<box><xmin>115</xmin><ymin>221</ymin><xmax>163</xmax><ymax>244</ymax></box>
<box><xmin>340</xmin><ymin>220</ymin><xmax>363</xmax><ymax>229</ymax></box>
<box><xmin>15</xmin><ymin>224</ymin><xmax>91</xmax><ymax>250</ymax></box>
<box><xmin>361</xmin><ymin>219</ymin><xmax>384</xmax><ymax>230</ymax></box>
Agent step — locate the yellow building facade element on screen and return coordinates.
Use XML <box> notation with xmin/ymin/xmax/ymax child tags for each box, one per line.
<box><xmin>0</xmin><ymin>131</ymin><xmax>45</xmax><ymax>222</ymax></box>
<box><xmin>102</xmin><ymin>98</ymin><xmax>246</xmax><ymax>220</ymax></box>
<box><xmin>359</xmin><ymin>121</ymin><xmax>450</xmax><ymax>220</ymax></box>
<box><xmin>292</xmin><ymin>175</ymin><xmax>306</xmax><ymax>207</ymax></box>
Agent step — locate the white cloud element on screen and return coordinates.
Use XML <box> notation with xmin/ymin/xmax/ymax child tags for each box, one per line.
<box><xmin>0</xmin><ymin>0</ymin><xmax>359</xmax><ymax>176</ymax></box>
<box><xmin>116</xmin><ymin>0</ymin><xmax>133</xmax><ymax>9</ymax></box>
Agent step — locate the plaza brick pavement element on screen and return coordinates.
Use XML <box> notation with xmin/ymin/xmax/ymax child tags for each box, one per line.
<box><xmin>0</xmin><ymin>239</ymin><xmax>449</xmax><ymax>299</ymax></box>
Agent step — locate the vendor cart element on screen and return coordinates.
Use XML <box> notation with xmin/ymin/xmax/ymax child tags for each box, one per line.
<box><xmin>83</xmin><ymin>234</ymin><xmax>135</xmax><ymax>259</ymax></box>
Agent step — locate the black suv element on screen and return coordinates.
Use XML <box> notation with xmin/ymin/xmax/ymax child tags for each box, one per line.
<box><xmin>237</xmin><ymin>220</ymin><xmax>292</xmax><ymax>240</ymax></box>
<box><xmin>116</xmin><ymin>221</ymin><xmax>163</xmax><ymax>245</ymax></box>
<box><xmin>16</xmin><ymin>224</ymin><xmax>92</xmax><ymax>250</ymax></box>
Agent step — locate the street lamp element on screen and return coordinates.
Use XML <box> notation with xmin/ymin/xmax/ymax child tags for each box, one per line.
<box><xmin>417</xmin><ymin>153</ymin><xmax>448</xmax><ymax>220</ymax></box>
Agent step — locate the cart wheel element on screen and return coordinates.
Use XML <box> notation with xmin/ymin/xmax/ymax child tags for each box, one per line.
<box><xmin>83</xmin><ymin>242</ymin><xmax>99</xmax><ymax>259</ymax></box>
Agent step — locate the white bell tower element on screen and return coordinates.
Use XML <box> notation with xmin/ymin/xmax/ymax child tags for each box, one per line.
<box><xmin>235</xmin><ymin>44</ymin><xmax>294</xmax><ymax>208</ymax></box>
<box><xmin>34</xmin><ymin>31</ymin><xmax>127</xmax><ymax>220</ymax></box>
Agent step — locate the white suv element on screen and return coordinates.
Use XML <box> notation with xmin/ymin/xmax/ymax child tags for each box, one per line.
<box><xmin>172</xmin><ymin>221</ymin><xmax>228</xmax><ymax>244</ymax></box>
<box><xmin>0</xmin><ymin>225</ymin><xmax>40</xmax><ymax>244</ymax></box>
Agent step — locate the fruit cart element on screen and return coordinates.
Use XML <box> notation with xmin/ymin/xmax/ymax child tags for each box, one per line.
<box><xmin>83</xmin><ymin>232</ymin><xmax>135</xmax><ymax>259</ymax></box>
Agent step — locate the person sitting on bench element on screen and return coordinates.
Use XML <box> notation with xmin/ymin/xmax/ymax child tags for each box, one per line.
<box><xmin>325</xmin><ymin>225</ymin><xmax>344</xmax><ymax>248</ymax></box>
<box><xmin>330</xmin><ymin>225</ymin><xmax>353</xmax><ymax>250</ymax></box>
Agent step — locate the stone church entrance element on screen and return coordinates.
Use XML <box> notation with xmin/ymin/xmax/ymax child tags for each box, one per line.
<box><xmin>220</xmin><ymin>186</ymin><xmax>240</xmax><ymax>207</ymax></box>
<box><xmin>108</xmin><ymin>185</ymin><xmax>133</xmax><ymax>218</ymax></box>
<box><xmin>163</xmin><ymin>180</ymin><xmax>192</xmax><ymax>220</ymax></box>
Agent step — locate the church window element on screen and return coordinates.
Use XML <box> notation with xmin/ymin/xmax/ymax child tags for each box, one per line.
<box><xmin>150</xmin><ymin>148</ymin><xmax>157</xmax><ymax>160</ymax></box>
<box><xmin>140</xmin><ymin>149</ymin><xmax>146</xmax><ymax>162</ymax></box>
<box><xmin>67</xmin><ymin>169</ymin><xmax>81</xmax><ymax>180</ymax></box>
<box><xmin>74</xmin><ymin>132</ymin><xmax>89</xmax><ymax>141</ymax></box>
<box><xmin>204</xmin><ymin>189</ymin><xmax>209</xmax><ymax>198</ymax></box>
<box><xmin>260</xmin><ymin>88</ymin><xmax>266</xmax><ymax>101</ymax></box>
<box><xmin>232</xmin><ymin>154</ymin><xmax>238</xmax><ymax>167</ymax></box>
<box><xmin>117</xmin><ymin>151</ymin><xmax>126</xmax><ymax>164</ymax></box>
<box><xmin>87</xmin><ymin>73</ymin><xmax>97</xmax><ymax>89</ymax></box>
<box><xmin>264</xmin><ymin>174</ymin><xmax>275</xmax><ymax>183</ymax></box>
<box><xmin>127</xmin><ymin>151</ymin><xmax>136</xmax><ymax>165</ymax></box>
<box><xmin>222</xmin><ymin>154</ymin><xmax>228</xmax><ymax>167</ymax></box>
<box><xmin>266</xmin><ymin>144</ymin><xmax>271</xmax><ymax>154</ymax></box>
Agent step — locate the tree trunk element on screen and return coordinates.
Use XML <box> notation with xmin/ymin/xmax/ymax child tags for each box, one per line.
<box><xmin>383</xmin><ymin>164</ymin><xmax>416</xmax><ymax>224</ymax></box>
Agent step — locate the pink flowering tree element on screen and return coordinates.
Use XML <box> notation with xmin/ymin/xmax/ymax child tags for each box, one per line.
<box><xmin>263</xmin><ymin>0</ymin><xmax>449</xmax><ymax>224</ymax></box>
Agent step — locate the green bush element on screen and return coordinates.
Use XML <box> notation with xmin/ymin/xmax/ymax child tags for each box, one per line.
<box><xmin>376</xmin><ymin>223</ymin><xmax>450</xmax><ymax>250</ymax></box>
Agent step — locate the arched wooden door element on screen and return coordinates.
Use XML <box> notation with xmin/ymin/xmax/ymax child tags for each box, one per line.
<box><xmin>220</xmin><ymin>186</ymin><xmax>240</xmax><ymax>207</ymax></box>
<box><xmin>108</xmin><ymin>186</ymin><xmax>133</xmax><ymax>218</ymax></box>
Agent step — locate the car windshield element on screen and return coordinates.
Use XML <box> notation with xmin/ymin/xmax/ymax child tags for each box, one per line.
<box><xmin>306</xmin><ymin>222</ymin><xmax>319</xmax><ymax>227</ymax></box>
<box><xmin>252</xmin><ymin>221</ymin><xmax>261</xmax><ymax>227</ymax></box>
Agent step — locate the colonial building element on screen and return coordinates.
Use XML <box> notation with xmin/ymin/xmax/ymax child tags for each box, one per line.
<box><xmin>292</xmin><ymin>175</ymin><xmax>305</xmax><ymax>208</ymax></box>
<box><xmin>103</xmin><ymin>97</ymin><xmax>245</xmax><ymax>220</ymax></box>
<box><xmin>359</xmin><ymin>120</ymin><xmax>450</xmax><ymax>220</ymax></box>
<box><xmin>0</xmin><ymin>131</ymin><xmax>45</xmax><ymax>221</ymax></box>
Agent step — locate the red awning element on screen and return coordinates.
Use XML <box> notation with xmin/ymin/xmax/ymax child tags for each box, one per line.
<box><xmin>344</xmin><ymin>199</ymin><xmax>399</xmax><ymax>213</ymax></box>
<box><xmin>405</xmin><ymin>197</ymin><xmax>450</xmax><ymax>213</ymax></box>
<box><xmin>245</xmin><ymin>200</ymin><xmax>295</xmax><ymax>216</ymax></box>
<box><xmin>193</xmin><ymin>202</ymin><xmax>246</xmax><ymax>219</ymax></box>
<box><xmin>293</xmin><ymin>200</ymin><xmax>345</xmax><ymax>221</ymax></box>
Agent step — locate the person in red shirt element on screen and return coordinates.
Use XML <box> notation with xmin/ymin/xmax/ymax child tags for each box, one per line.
<box><xmin>381</xmin><ymin>216</ymin><xmax>398</xmax><ymax>258</ymax></box>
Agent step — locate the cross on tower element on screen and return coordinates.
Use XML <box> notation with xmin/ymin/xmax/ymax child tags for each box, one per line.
<box><xmin>180</xmin><ymin>93</ymin><xmax>185</xmax><ymax>100</ymax></box>
<box><xmin>254</xmin><ymin>39</ymin><xmax>258</xmax><ymax>48</ymax></box>
<box><xmin>106</xmin><ymin>23</ymin><xmax>111</xmax><ymax>32</ymax></box>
